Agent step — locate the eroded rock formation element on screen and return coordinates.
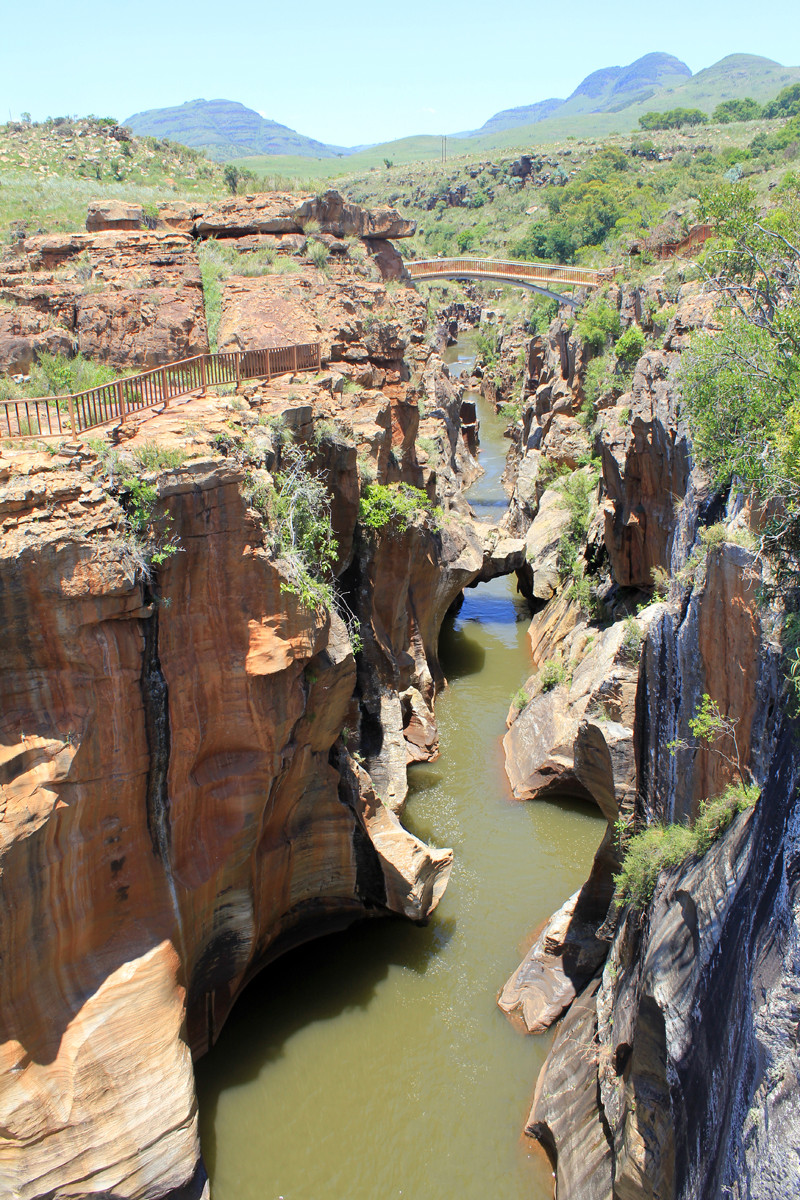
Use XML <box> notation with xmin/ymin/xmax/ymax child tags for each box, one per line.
<box><xmin>0</xmin><ymin>192</ymin><xmax>520</xmax><ymax>1197</ymax></box>
<box><xmin>498</xmin><ymin>271</ymin><xmax>796</xmax><ymax>1198</ymax></box>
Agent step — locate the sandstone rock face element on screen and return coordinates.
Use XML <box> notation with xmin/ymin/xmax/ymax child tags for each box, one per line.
<box><xmin>599</xmin><ymin>350</ymin><xmax>690</xmax><ymax>590</ymax></box>
<box><xmin>517</xmin><ymin>498</ymin><xmax>787</xmax><ymax>1197</ymax></box>
<box><xmin>194</xmin><ymin>189</ymin><xmax>415</xmax><ymax>241</ymax></box>
<box><xmin>86</xmin><ymin>198</ymin><xmax>144</xmax><ymax>231</ymax></box>
<box><xmin>0</xmin><ymin>230</ymin><xmax>209</xmax><ymax>372</ymax></box>
<box><xmin>0</xmin><ymin>380</ymin><xmax>476</xmax><ymax>1196</ymax></box>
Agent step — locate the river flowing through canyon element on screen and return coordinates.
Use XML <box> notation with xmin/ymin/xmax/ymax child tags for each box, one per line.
<box><xmin>194</xmin><ymin>334</ymin><xmax>606</xmax><ymax>1200</ymax></box>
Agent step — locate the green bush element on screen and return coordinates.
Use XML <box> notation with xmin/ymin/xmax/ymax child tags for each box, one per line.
<box><xmin>307</xmin><ymin>240</ymin><xmax>330</xmax><ymax>269</ymax></box>
<box><xmin>614</xmin><ymin>783</ymin><xmax>759</xmax><ymax>909</ymax></box>
<box><xmin>244</xmin><ymin>444</ymin><xmax>338</xmax><ymax>614</ymax></box>
<box><xmin>615</xmin><ymin>324</ymin><xmax>645</xmax><ymax>363</ymax></box>
<box><xmin>511</xmin><ymin>688</ymin><xmax>530</xmax><ymax>711</ymax></box>
<box><xmin>540</xmin><ymin>660</ymin><xmax>567</xmax><ymax>692</ymax></box>
<box><xmin>763</xmin><ymin>83</ymin><xmax>800</xmax><ymax>120</ymax></box>
<box><xmin>577</xmin><ymin>297</ymin><xmax>621</xmax><ymax>353</ymax></box>
<box><xmin>359</xmin><ymin>483</ymin><xmax>435</xmax><ymax>533</ymax></box>
<box><xmin>639</xmin><ymin>108</ymin><xmax>708</xmax><ymax>131</ymax></box>
<box><xmin>712</xmin><ymin>98</ymin><xmax>762</xmax><ymax>124</ymax></box>
<box><xmin>130</xmin><ymin>441</ymin><xmax>187</xmax><ymax>472</ymax></box>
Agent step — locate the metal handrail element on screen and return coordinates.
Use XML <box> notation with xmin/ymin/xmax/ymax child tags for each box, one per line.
<box><xmin>407</xmin><ymin>258</ymin><xmax>619</xmax><ymax>287</ymax></box>
<box><xmin>0</xmin><ymin>342</ymin><xmax>322</xmax><ymax>441</ymax></box>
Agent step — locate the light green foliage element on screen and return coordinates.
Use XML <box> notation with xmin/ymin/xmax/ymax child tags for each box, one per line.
<box><xmin>417</xmin><ymin>436</ymin><xmax>438</xmax><ymax>458</ymax></box>
<box><xmin>669</xmin><ymin>692</ymin><xmax>750</xmax><ymax>787</ymax></box>
<box><xmin>0</xmin><ymin>352</ymin><xmax>127</xmax><ymax>400</ymax></box>
<box><xmin>130</xmin><ymin>441</ymin><xmax>187</xmax><ymax>472</ymax></box>
<box><xmin>621</xmin><ymin>616</ymin><xmax>644</xmax><ymax>662</ymax></box>
<box><xmin>615</xmin><ymin>324</ymin><xmax>646</xmax><ymax>363</ymax></box>
<box><xmin>307</xmin><ymin>239</ymin><xmax>330</xmax><ymax>269</ymax></box>
<box><xmin>359</xmin><ymin>483</ymin><xmax>436</xmax><ymax>533</ymax></box>
<box><xmin>713</xmin><ymin>98</ymin><xmax>762</xmax><ymax>124</ymax></box>
<box><xmin>556</xmin><ymin>469</ymin><xmax>599</xmax><ymax>615</ymax></box>
<box><xmin>639</xmin><ymin>108</ymin><xmax>709</xmax><ymax>131</ymax></box>
<box><xmin>614</xmin><ymin>782</ymin><xmax>760</xmax><ymax>908</ymax></box>
<box><xmin>511</xmin><ymin>688</ymin><xmax>530</xmax><ymax>711</ymax></box>
<box><xmin>244</xmin><ymin>444</ymin><xmax>338</xmax><ymax>614</ymax></box>
<box><xmin>527</xmin><ymin>295</ymin><xmax>559</xmax><ymax>335</ymax></box>
<box><xmin>475</xmin><ymin>327</ymin><xmax>499</xmax><ymax>365</ymax></box>
<box><xmin>113</xmin><ymin>472</ymin><xmax>181</xmax><ymax>571</ymax></box>
<box><xmin>576</xmin><ymin>296</ymin><xmax>621</xmax><ymax>353</ymax></box>
<box><xmin>680</xmin><ymin>181</ymin><xmax>800</xmax><ymax>593</ymax></box>
<box><xmin>540</xmin><ymin>660</ymin><xmax>567</xmax><ymax>692</ymax></box>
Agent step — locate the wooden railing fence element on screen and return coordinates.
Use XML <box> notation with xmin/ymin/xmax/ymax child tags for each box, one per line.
<box><xmin>656</xmin><ymin>223</ymin><xmax>714</xmax><ymax>261</ymax></box>
<box><xmin>1</xmin><ymin>342</ymin><xmax>322</xmax><ymax>441</ymax></box>
<box><xmin>407</xmin><ymin>258</ymin><xmax>620</xmax><ymax>288</ymax></box>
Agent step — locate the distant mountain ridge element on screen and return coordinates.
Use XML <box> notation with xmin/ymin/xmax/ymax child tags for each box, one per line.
<box><xmin>125</xmin><ymin>53</ymin><xmax>800</xmax><ymax>162</ymax></box>
<box><xmin>124</xmin><ymin>98</ymin><xmax>351</xmax><ymax>161</ymax></box>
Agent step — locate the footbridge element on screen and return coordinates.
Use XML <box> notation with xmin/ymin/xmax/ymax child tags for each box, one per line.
<box><xmin>407</xmin><ymin>257</ymin><xmax>619</xmax><ymax>306</ymax></box>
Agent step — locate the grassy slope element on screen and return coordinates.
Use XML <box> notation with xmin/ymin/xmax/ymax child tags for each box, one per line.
<box><xmin>0</xmin><ymin>118</ymin><xmax>226</xmax><ymax>234</ymax></box>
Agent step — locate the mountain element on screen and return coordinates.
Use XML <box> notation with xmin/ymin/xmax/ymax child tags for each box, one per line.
<box><xmin>124</xmin><ymin>98</ymin><xmax>351</xmax><ymax>161</ymax></box>
<box><xmin>466</xmin><ymin>53</ymin><xmax>800</xmax><ymax>139</ymax></box>
<box><xmin>467</xmin><ymin>98</ymin><xmax>565</xmax><ymax>138</ymax></box>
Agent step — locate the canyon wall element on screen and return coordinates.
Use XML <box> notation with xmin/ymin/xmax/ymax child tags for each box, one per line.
<box><xmin>0</xmin><ymin>198</ymin><xmax>514</xmax><ymax>1199</ymax></box>
<box><xmin>498</xmin><ymin>274</ymin><xmax>796</xmax><ymax>1198</ymax></box>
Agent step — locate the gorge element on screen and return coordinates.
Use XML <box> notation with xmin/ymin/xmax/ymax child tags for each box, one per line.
<box><xmin>1</xmin><ymin>179</ymin><xmax>799</xmax><ymax>1200</ymax></box>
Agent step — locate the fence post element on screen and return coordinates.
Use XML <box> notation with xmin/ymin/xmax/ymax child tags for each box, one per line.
<box><xmin>235</xmin><ymin>354</ymin><xmax>241</xmax><ymax>387</ymax></box>
<box><xmin>292</xmin><ymin>345</ymin><xmax>298</xmax><ymax>373</ymax></box>
<box><xmin>317</xmin><ymin>343</ymin><xmax>322</xmax><ymax>370</ymax></box>
<box><xmin>200</xmin><ymin>355</ymin><xmax>207</xmax><ymax>393</ymax></box>
<box><xmin>266</xmin><ymin>349</ymin><xmax>271</xmax><ymax>382</ymax></box>
<box><xmin>116</xmin><ymin>379</ymin><xmax>126</xmax><ymax>419</ymax></box>
<box><xmin>162</xmin><ymin>366</ymin><xmax>169</xmax><ymax>409</ymax></box>
<box><xmin>67</xmin><ymin>396</ymin><xmax>77</xmax><ymax>439</ymax></box>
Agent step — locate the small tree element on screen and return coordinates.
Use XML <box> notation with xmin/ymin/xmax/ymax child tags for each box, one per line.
<box><xmin>668</xmin><ymin>692</ymin><xmax>751</xmax><ymax>786</ymax></box>
<box><xmin>223</xmin><ymin>164</ymin><xmax>241</xmax><ymax>195</ymax></box>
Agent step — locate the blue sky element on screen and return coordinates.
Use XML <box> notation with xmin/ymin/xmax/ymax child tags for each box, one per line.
<box><xmin>3</xmin><ymin>0</ymin><xmax>799</xmax><ymax>146</ymax></box>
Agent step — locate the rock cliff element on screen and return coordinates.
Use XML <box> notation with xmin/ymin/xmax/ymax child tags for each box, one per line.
<box><xmin>498</xmin><ymin>273</ymin><xmax>797</xmax><ymax>1198</ymax></box>
<box><xmin>0</xmin><ymin>195</ymin><xmax>509</xmax><ymax>1199</ymax></box>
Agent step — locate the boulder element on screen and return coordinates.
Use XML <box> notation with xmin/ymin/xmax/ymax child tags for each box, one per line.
<box><xmin>86</xmin><ymin>199</ymin><xmax>144</xmax><ymax>232</ymax></box>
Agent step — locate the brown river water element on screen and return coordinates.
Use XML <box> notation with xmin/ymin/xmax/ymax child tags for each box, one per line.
<box><xmin>195</xmin><ymin>335</ymin><xmax>605</xmax><ymax>1199</ymax></box>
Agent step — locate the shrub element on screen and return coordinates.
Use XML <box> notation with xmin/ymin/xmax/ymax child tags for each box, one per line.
<box><xmin>576</xmin><ymin>297</ymin><xmax>621</xmax><ymax>353</ymax></box>
<box><xmin>244</xmin><ymin>444</ymin><xmax>338</xmax><ymax>614</ymax></box>
<box><xmin>307</xmin><ymin>240</ymin><xmax>330</xmax><ymax>269</ymax></box>
<box><xmin>639</xmin><ymin>108</ymin><xmax>708</xmax><ymax>131</ymax></box>
<box><xmin>511</xmin><ymin>688</ymin><xmax>530</xmax><ymax>711</ymax></box>
<box><xmin>130</xmin><ymin>441</ymin><xmax>187</xmax><ymax>472</ymax></box>
<box><xmin>713</xmin><ymin>98</ymin><xmax>762</xmax><ymax>124</ymax></box>
<box><xmin>651</xmin><ymin>565</ymin><xmax>670</xmax><ymax>598</ymax></box>
<box><xmin>614</xmin><ymin>783</ymin><xmax>759</xmax><ymax>908</ymax></box>
<box><xmin>620</xmin><ymin>616</ymin><xmax>644</xmax><ymax>662</ymax></box>
<box><xmin>476</xmin><ymin>327</ymin><xmax>499</xmax><ymax>365</ymax></box>
<box><xmin>223</xmin><ymin>164</ymin><xmax>240</xmax><ymax>194</ymax></box>
<box><xmin>359</xmin><ymin>482</ymin><xmax>435</xmax><ymax>532</ymax></box>
<box><xmin>615</xmin><ymin>324</ymin><xmax>645</xmax><ymax>363</ymax></box>
<box><xmin>540</xmin><ymin>660</ymin><xmax>566</xmax><ymax>692</ymax></box>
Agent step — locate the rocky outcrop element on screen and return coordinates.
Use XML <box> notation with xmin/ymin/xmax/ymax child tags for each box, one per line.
<box><xmin>0</xmin><ymin>230</ymin><xmax>209</xmax><ymax>372</ymax></box>
<box><xmin>194</xmin><ymin>189</ymin><xmax>415</xmax><ymax>241</ymax></box>
<box><xmin>0</xmin><ymin>411</ymin><xmax>462</xmax><ymax>1197</ymax></box>
<box><xmin>598</xmin><ymin>350</ymin><xmax>690</xmax><ymax>590</ymax></box>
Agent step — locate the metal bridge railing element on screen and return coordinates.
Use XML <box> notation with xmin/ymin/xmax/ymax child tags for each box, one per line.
<box><xmin>1</xmin><ymin>342</ymin><xmax>322</xmax><ymax>441</ymax></box>
<box><xmin>407</xmin><ymin>258</ymin><xmax>619</xmax><ymax>287</ymax></box>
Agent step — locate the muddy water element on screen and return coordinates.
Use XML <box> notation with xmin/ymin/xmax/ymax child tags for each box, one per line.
<box><xmin>195</xmin><ymin>334</ymin><xmax>604</xmax><ymax>1199</ymax></box>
